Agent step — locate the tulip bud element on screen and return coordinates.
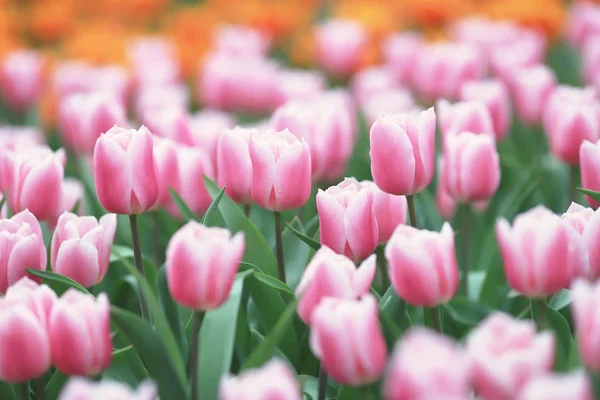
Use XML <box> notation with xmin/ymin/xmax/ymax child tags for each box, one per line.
<box><xmin>383</xmin><ymin>328</ymin><xmax>470</xmax><ymax>400</ymax></box>
<box><xmin>4</xmin><ymin>277</ymin><xmax>56</xmax><ymax>329</ymax></box>
<box><xmin>310</xmin><ymin>295</ymin><xmax>387</xmax><ymax>385</ymax></box>
<box><xmin>566</xmin><ymin>3</ymin><xmax>600</xmax><ymax>50</ymax></box>
<box><xmin>0</xmin><ymin>50</ymin><xmax>44</xmax><ymax>111</ymax></box>
<box><xmin>0</xmin><ymin>127</ymin><xmax>44</xmax><ymax>193</ymax></box>
<box><xmin>128</xmin><ymin>37</ymin><xmax>179</xmax><ymax>88</ymax></box>
<box><xmin>437</xmin><ymin>99</ymin><xmax>496</xmax><ymax>142</ymax></box>
<box><xmin>53</xmin><ymin>62</ymin><xmax>129</xmax><ymax>103</ymax></box>
<box><xmin>93</xmin><ymin>125</ymin><xmax>159</xmax><ymax>215</ymax></box>
<box><xmin>466</xmin><ymin>312</ymin><xmax>555</xmax><ymax>400</ymax></box>
<box><xmin>517</xmin><ymin>371</ymin><xmax>592</xmax><ymax>400</ymax></box>
<box><xmin>496</xmin><ymin>206</ymin><xmax>587</xmax><ymax>297</ymax></box>
<box><xmin>275</xmin><ymin>69</ymin><xmax>326</xmax><ymax>105</ymax></box>
<box><xmin>166</xmin><ymin>222</ymin><xmax>244</xmax><ymax>310</ymax></box>
<box><xmin>217</xmin><ymin>127</ymin><xmax>255</xmax><ymax>204</ymax></box>
<box><xmin>51</xmin><ymin>213</ymin><xmax>117</xmax><ymax>288</ymax></box>
<box><xmin>315</xmin><ymin>19</ymin><xmax>368</xmax><ymax>78</ymax></box>
<box><xmin>152</xmin><ymin>136</ymin><xmax>179</xmax><ymax>211</ymax></box>
<box><xmin>506</xmin><ymin>65</ymin><xmax>556</xmax><ymax>125</ymax></box>
<box><xmin>58</xmin><ymin>92</ymin><xmax>126</xmax><ymax>155</ymax></box>
<box><xmin>443</xmin><ymin>132</ymin><xmax>501</xmax><ymax>203</ymax></box>
<box><xmin>572</xmin><ymin>279</ymin><xmax>600</xmax><ymax>372</ymax></box>
<box><xmin>351</xmin><ymin>66</ymin><xmax>397</xmax><ymax>105</ymax></box>
<box><xmin>249</xmin><ymin>129</ymin><xmax>311</xmax><ymax>211</ymax></box>
<box><xmin>49</xmin><ymin>290</ymin><xmax>112</xmax><ymax>376</ymax></box>
<box><xmin>9</xmin><ymin>146</ymin><xmax>65</xmax><ymax>221</ymax></box>
<box><xmin>296</xmin><ymin>246</ymin><xmax>376</xmax><ymax>325</ymax></box>
<box><xmin>361</xmin><ymin>89</ymin><xmax>416</xmax><ymax>128</ymax></box>
<box><xmin>382</xmin><ymin>32</ymin><xmax>423</xmax><ymax>86</ymax></box>
<box><xmin>560</xmin><ymin>202</ymin><xmax>600</xmax><ymax>279</ymax></box>
<box><xmin>316</xmin><ymin>178</ymin><xmax>378</xmax><ymax>261</ymax></box>
<box><xmin>59</xmin><ymin>378</ymin><xmax>157</xmax><ymax>400</ymax></box>
<box><xmin>0</xmin><ymin>210</ymin><xmax>46</xmax><ymax>293</ymax></box>
<box><xmin>459</xmin><ymin>79</ymin><xmax>511</xmax><ymax>141</ymax></box>
<box><xmin>369</xmin><ymin>108</ymin><xmax>436</xmax><ymax>196</ymax></box>
<box><xmin>360</xmin><ymin>180</ymin><xmax>407</xmax><ymax>243</ymax></box>
<box><xmin>581</xmin><ymin>139</ymin><xmax>600</xmax><ymax>208</ymax></box>
<box><xmin>219</xmin><ymin>359</ymin><xmax>300</xmax><ymax>400</ymax></box>
<box><xmin>385</xmin><ymin>222</ymin><xmax>458</xmax><ymax>306</ymax></box>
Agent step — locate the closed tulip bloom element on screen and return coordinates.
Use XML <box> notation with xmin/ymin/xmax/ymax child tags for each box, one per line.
<box><xmin>385</xmin><ymin>222</ymin><xmax>458</xmax><ymax>306</ymax></box>
<box><xmin>296</xmin><ymin>246</ymin><xmax>376</xmax><ymax>325</ymax></box>
<box><xmin>362</xmin><ymin>89</ymin><xmax>416</xmax><ymax>127</ymax></box>
<box><xmin>361</xmin><ymin>181</ymin><xmax>407</xmax><ymax>243</ymax></box>
<box><xmin>496</xmin><ymin>206</ymin><xmax>587</xmax><ymax>297</ymax></box>
<box><xmin>219</xmin><ymin>358</ymin><xmax>300</xmax><ymax>400</ymax></box>
<box><xmin>317</xmin><ymin>178</ymin><xmax>378</xmax><ymax>261</ymax></box>
<box><xmin>383</xmin><ymin>328</ymin><xmax>470</xmax><ymax>400</ymax></box>
<box><xmin>506</xmin><ymin>65</ymin><xmax>556</xmax><ymax>125</ymax></box>
<box><xmin>3</xmin><ymin>277</ymin><xmax>56</xmax><ymax>329</ymax></box>
<box><xmin>310</xmin><ymin>295</ymin><xmax>386</xmax><ymax>385</ymax></box>
<box><xmin>213</xmin><ymin>25</ymin><xmax>271</xmax><ymax>58</ymax></box>
<box><xmin>351</xmin><ymin>66</ymin><xmax>397</xmax><ymax>105</ymax></box>
<box><xmin>59</xmin><ymin>378</ymin><xmax>157</xmax><ymax>400</ymax></box>
<box><xmin>466</xmin><ymin>312</ymin><xmax>555</xmax><ymax>400</ymax></box>
<box><xmin>9</xmin><ymin>147</ymin><xmax>65</xmax><ymax>221</ymax></box>
<box><xmin>49</xmin><ymin>290</ymin><xmax>112</xmax><ymax>376</ymax></box>
<box><xmin>0</xmin><ymin>127</ymin><xmax>43</xmax><ymax>193</ymax></box>
<box><xmin>217</xmin><ymin>127</ymin><xmax>255</xmax><ymax>204</ymax></box>
<box><xmin>444</xmin><ymin>132</ymin><xmax>500</xmax><ymax>203</ymax></box>
<box><xmin>382</xmin><ymin>32</ymin><xmax>423</xmax><ymax>86</ymax></box>
<box><xmin>581</xmin><ymin>36</ymin><xmax>600</xmax><ymax>87</ymax></box>
<box><xmin>370</xmin><ymin>108</ymin><xmax>436</xmax><ymax>196</ymax></box>
<box><xmin>460</xmin><ymin>79</ymin><xmax>511</xmax><ymax>141</ymax></box>
<box><xmin>517</xmin><ymin>371</ymin><xmax>592</xmax><ymax>400</ymax></box>
<box><xmin>0</xmin><ymin>210</ymin><xmax>46</xmax><ymax>293</ymax></box>
<box><xmin>93</xmin><ymin>125</ymin><xmax>159</xmax><ymax>215</ymax></box>
<box><xmin>166</xmin><ymin>222</ymin><xmax>244</xmax><ymax>310</ymax></box>
<box><xmin>151</xmin><ymin>136</ymin><xmax>179</xmax><ymax>210</ymax></box>
<box><xmin>0</xmin><ymin>50</ymin><xmax>44</xmax><ymax>111</ymax></box>
<box><xmin>566</xmin><ymin>3</ymin><xmax>600</xmax><ymax>50</ymax></box>
<box><xmin>275</xmin><ymin>69</ymin><xmax>326</xmax><ymax>105</ymax></box>
<box><xmin>581</xmin><ymin>139</ymin><xmax>600</xmax><ymax>208</ymax></box>
<box><xmin>249</xmin><ymin>129</ymin><xmax>311</xmax><ymax>211</ymax></box>
<box><xmin>53</xmin><ymin>62</ymin><xmax>129</xmax><ymax>103</ymax></box>
<box><xmin>58</xmin><ymin>92</ymin><xmax>126</xmax><ymax>155</ymax></box>
<box><xmin>51</xmin><ymin>213</ymin><xmax>117</xmax><ymax>288</ymax></box>
<box><xmin>315</xmin><ymin>19</ymin><xmax>368</xmax><ymax>78</ymax></box>
<box><xmin>437</xmin><ymin>99</ymin><xmax>496</xmax><ymax>142</ymax></box>
<box><xmin>572</xmin><ymin>279</ymin><xmax>600</xmax><ymax>372</ymax></box>
<box><xmin>543</xmin><ymin>86</ymin><xmax>600</xmax><ymax>165</ymax></box>
<box><xmin>560</xmin><ymin>202</ymin><xmax>600</xmax><ymax>279</ymax></box>
<box><xmin>136</xmin><ymin>84</ymin><xmax>189</xmax><ymax>125</ymax></box>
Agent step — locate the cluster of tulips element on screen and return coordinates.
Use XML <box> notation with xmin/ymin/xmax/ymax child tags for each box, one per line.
<box><xmin>2</xmin><ymin>1</ymin><xmax>600</xmax><ymax>400</ymax></box>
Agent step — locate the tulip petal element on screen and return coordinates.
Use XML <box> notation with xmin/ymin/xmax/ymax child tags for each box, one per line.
<box><xmin>54</xmin><ymin>239</ymin><xmax>100</xmax><ymax>287</ymax></box>
<box><xmin>344</xmin><ymin>189</ymin><xmax>378</xmax><ymax>261</ymax></box>
<box><xmin>274</xmin><ymin>142</ymin><xmax>311</xmax><ymax>211</ymax></box>
<box><xmin>94</xmin><ymin>135</ymin><xmax>133</xmax><ymax>214</ymax></box>
<box><xmin>316</xmin><ymin>190</ymin><xmax>346</xmax><ymax>255</ymax></box>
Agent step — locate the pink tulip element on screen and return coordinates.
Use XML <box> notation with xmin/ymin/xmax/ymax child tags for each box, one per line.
<box><xmin>572</xmin><ymin>279</ymin><xmax>600</xmax><ymax>372</ymax></box>
<box><xmin>566</xmin><ymin>2</ymin><xmax>600</xmax><ymax>50</ymax></box>
<box><xmin>166</xmin><ymin>222</ymin><xmax>244</xmax><ymax>310</ymax></box>
<box><xmin>443</xmin><ymin>132</ymin><xmax>500</xmax><ymax>203</ymax></box>
<box><xmin>93</xmin><ymin>125</ymin><xmax>159</xmax><ymax>215</ymax></box>
<box><xmin>51</xmin><ymin>213</ymin><xmax>117</xmax><ymax>288</ymax></box>
<box><xmin>351</xmin><ymin>66</ymin><xmax>397</xmax><ymax>105</ymax></box>
<box><xmin>136</xmin><ymin>84</ymin><xmax>189</xmax><ymax>124</ymax></box>
<box><xmin>437</xmin><ymin>99</ymin><xmax>496</xmax><ymax>142</ymax></box>
<box><xmin>249</xmin><ymin>129</ymin><xmax>311</xmax><ymax>211</ymax></box>
<box><xmin>59</xmin><ymin>377</ymin><xmax>157</xmax><ymax>400</ymax></box>
<box><xmin>435</xmin><ymin>157</ymin><xmax>457</xmax><ymax>220</ymax></box>
<box><xmin>219</xmin><ymin>358</ymin><xmax>300</xmax><ymax>400</ymax></box>
<box><xmin>0</xmin><ymin>50</ymin><xmax>44</xmax><ymax>111</ymax></box>
<box><xmin>60</xmin><ymin>178</ymin><xmax>85</xmax><ymax>215</ymax></box>
<box><xmin>560</xmin><ymin>202</ymin><xmax>600</xmax><ymax>279</ymax></box>
<box><xmin>459</xmin><ymin>79</ymin><xmax>511</xmax><ymax>141</ymax></box>
<box><xmin>275</xmin><ymin>69</ymin><xmax>326</xmax><ymax>105</ymax></box>
<box><xmin>466</xmin><ymin>312</ymin><xmax>555</xmax><ymax>400</ymax></box>
<box><xmin>296</xmin><ymin>246</ymin><xmax>376</xmax><ymax>325</ymax></box>
<box><xmin>382</xmin><ymin>32</ymin><xmax>423</xmax><ymax>86</ymax></box>
<box><xmin>49</xmin><ymin>290</ymin><xmax>112</xmax><ymax>376</ymax></box>
<box><xmin>497</xmin><ymin>205</ymin><xmax>587</xmax><ymax>297</ymax></box>
<box><xmin>316</xmin><ymin>178</ymin><xmax>378</xmax><ymax>261</ymax></box>
<box><xmin>543</xmin><ymin>86</ymin><xmax>600</xmax><ymax>165</ymax></box>
<box><xmin>360</xmin><ymin>180</ymin><xmax>407</xmax><ymax>243</ymax></box>
<box><xmin>0</xmin><ymin>281</ymin><xmax>54</xmax><ymax>382</ymax></box>
<box><xmin>0</xmin><ymin>127</ymin><xmax>43</xmax><ymax>193</ymax></box>
<box><xmin>310</xmin><ymin>295</ymin><xmax>386</xmax><ymax>385</ymax></box>
<box><xmin>488</xmin><ymin>31</ymin><xmax>547</xmax><ymax>79</ymax></box>
<box><xmin>361</xmin><ymin>89</ymin><xmax>416</xmax><ymax>128</ymax></box>
<box><xmin>385</xmin><ymin>222</ymin><xmax>458</xmax><ymax>306</ymax></box>
<box><xmin>58</xmin><ymin>91</ymin><xmax>126</xmax><ymax>155</ymax></box>
<box><xmin>152</xmin><ymin>136</ymin><xmax>179</xmax><ymax>210</ymax></box>
<box><xmin>412</xmin><ymin>42</ymin><xmax>484</xmax><ymax>102</ymax></box>
<box><xmin>517</xmin><ymin>371</ymin><xmax>592</xmax><ymax>400</ymax></box>
<box><xmin>217</xmin><ymin>127</ymin><xmax>255</xmax><ymax>204</ymax></box>
<box><xmin>580</xmin><ymin>139</ymin><xmax>600</xmax><ymax>208</ymax></box>
<box><xmin>53</xmin><ymin>62</ymin><xmax>129</xmax><ymax>103</ymax></box>
<box><xmin>128</xmin><ymin>37</ymin><xmax>180</xmax><ymax>88</ymax></box>
<box><xmin>9</xmin><ymin>146</ymin><xmax>65</xmax><ymax>221</ymax></box>
<box><xmin>370</xmin><ymin>108</ymin><xmax>436</xmax><ymax>196</ymax></box>
<box><xmin>315</xmin><ymin>19</ymin><xmax>368</xmax><ymax>78</ymax></box>
<box><xmin>179</xmin><ymin>110</ymin><xmax>236</xmax><ymax>165</ymax></box>
<box><xmin>213</xmin><ymin>25</ymin><xmax>271</xmax><ymax>58</ymax></box>
<box><xmin>505</xmin><ymin>65</ymin><xmax>557</xmax><ymax>125</ymax></box>
<box><xmin>383</xmin><ymin>328</ymin><xmax>470</xmax><ymax>400</ymax></box>
<box><xmin>581</xmin><ymin>36</ymin><xmax>600</xmax><ymax>87</ymax></box>
<box><xmin>0</xmin><ymin>210</ymin><xmax>46</xmax><ymax>293</ymax></box>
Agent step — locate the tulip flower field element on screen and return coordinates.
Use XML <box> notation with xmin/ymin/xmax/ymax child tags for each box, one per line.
<box><xmin>3</xmin><ymin>0</ymin><xmax>600</xmax><ymax>399</ymax></box>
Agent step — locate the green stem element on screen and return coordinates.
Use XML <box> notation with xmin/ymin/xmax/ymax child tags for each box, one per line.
<box><xmin>244</xmin><ymin>204</ymin><xmax>251</xmax><ymax>218</ymax></box>
<box><xmin>129</xmin><ymin>214</ymin><xmax>150</xmax><ymax>321</ymax></box>
<box><xmin>20</xmin><ymin>382</ymin><xmax>29</xmax><ymax>400</ymax></box>
<box><xmin>534</xmin><ymin>298</ymin><xmax>548</xmax><ymax>331</ymax></box>
<box><xmin>189</xmin><ymin>311</ymin><xmax>205</xmax><ymax>400</ymax></box>
<box><xmin>428</xmin><ymin>306</ymin><xmax>441</xmax><ymax>332</ymax></box>
<box><xmin>317</xmin><ymin>363</ymin><xmax>327</xmax><ymax>400</ymax></box>
<box><xmin>151</xmin><ymin>212</ymin><xmax>161</xmax><ymax>267</ymax></box>
<box><xmin>35</xmin><ymin>379</ymin><xmax>45</xmax><ymax>400</ymax></box>
<box><xmin>274</xmin><ymin>211</ymin><xmax>286</xmax><ymax>283</ymax></box>
<box><xmin>406</xmin><ymin>194</ymin><xmax>418</xmax><ymax>228</ymax></box>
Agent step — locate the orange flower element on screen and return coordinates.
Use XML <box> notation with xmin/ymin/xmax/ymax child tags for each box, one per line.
<box><xmin>63</xmin><ymin>20</ymin><xmax>131</xmax><ymax>65</ymax></box>
<box><xmin>332</xmin><ymin>0</ymin><xmax>402</xmax><ymax>38</ymax></box>
<box><xmin>482</xmin><ymin>0</ymin><xmax>565</xmax><ymax>38</ymax></box>
<box><xmin>402</xmin><ymin>0</ymin><xmax>476</xmax><ymax>26</ymax></box>
<box><xmin>28</xmin><ymin>0</ymin><xmax>78</xmax><ymax>43</ymax></box>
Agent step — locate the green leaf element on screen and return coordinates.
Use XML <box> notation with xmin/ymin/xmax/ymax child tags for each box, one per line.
<box><xmin>69</xmin><ymin>199</ymin><xmax>81</xmax><ymax>214</ymax></box>
<box><xmin>0</xmin><ymin>382</ymin><xmax>16</xmax><ymax>400</ymax></box>
<box><xmin>111</xmin><ymin>246</ymin><xmax>158</xmax><ymax>297</ymax></box>
<box><xmin>197</xmin><ymin>272</ymin><xmax>251</xmax><ymax>400</ymax></box>
<box><xmin>299</xmin><ymin>375</ymin><xmax>336</xmax><ymax>400</ymax></box>
<box><xmin>26</xmin><ymin>269</ymin><xmax>90</xmax><ymax>295</ymax></box>
<box><xmin>253</xmin><ymin>271</ymin><xmax>295</xmax><ymax>298</ymax></box>
<box><xmin>337</xmin><ymin>385</ymin><xmax>361</xmax><ymax>400</ymax></box>
<box><xmin>157</xmin><ymin>267</ymin><xmax>187</xmax><ymax>356</ymax></box>
<box><xmin>443</xmin><ymin>297</ymin><xmax>492</xmax><ymax>326</ymax></box>
<box><xmin>169</xmin><ymin>187</ymin><xmax>198</xmax><ymax>222</ymax></box>
<box><xmin>102</xmin><ymin>336</ymin><xmax>148</xmax><ymax>388</ymax></box>
<box><xmin>378</xmin><ymin>286</ymin><xmax>406</xmax><ymax>345</ymax></box>
<box><xmin>111</xmin><ymin>306</ymin><xmax>188</xmax><ymax>400</ymax></box>
<box><xmin>549</xmin><ymin>290</ymin><xmax>572</xmax><ymax>311</ymax></box>
<box><xmin>45</xmin><ymin>370</ymin><xmax>68</xmax><ymax>400</ymax></box>
<box><xmin>204</xmin><ymin>177</ymin><xmax>278</xmax><ymax>278</ymax></box>
<box><xmin>285</xmin><ymin>221</ymin><xmax>320</xmax><ymax>251</ymax></box>
<box><xmin>545</xmin><ymin>305</ymin><xmax>573</xmax><ymax>371</ymax></box>
<box><xmin>201</xmin><ymin>186</ymin><xmax>225</xmax><ymax>225</ymax></box>
<box><xmin>578</xmin><ymin>187</ymin><xmax>600</xmax><ymax>203</ymax></box>
<box><xmin>241</xmin><ymin>298</ymin><xmax>299</xmax><ymax>370</ymax></box>
<box><xmin>282</xmin><ymin>218</ymin><xmax>311</xmax><ymax>289</ymax></box>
